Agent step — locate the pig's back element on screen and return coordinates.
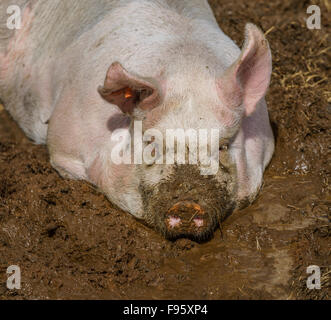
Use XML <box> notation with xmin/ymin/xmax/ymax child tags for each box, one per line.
<box><xmin>1</xmin><ymin>0</ymin><xmax>218</xmax><ymax>59</ymax></box>
<box><xmin>0</xmin><ymin>0</ymin><xmax>237</xmax><ymax>144</ymax></box>
<box><xmin>56</xmin><ymin>0</ymin><xmax>237</xmax><ymax>86</ymax></box>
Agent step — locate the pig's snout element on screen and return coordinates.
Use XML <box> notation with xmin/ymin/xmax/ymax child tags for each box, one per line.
<box><xmin>165</xmin><ymin>201</ymin><xmax>208</xmax><ymax>236</ymax></box>
<box><xmin>141</xmin><ymin>165</ymin><xmax>233</xmax><ymax>240</ymax></box>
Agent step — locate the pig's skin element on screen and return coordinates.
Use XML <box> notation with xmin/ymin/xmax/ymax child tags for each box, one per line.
<box><xmin>0</xmin><ymin>0</ymin><xmax>274</xmax><ymax>237</ymax></box>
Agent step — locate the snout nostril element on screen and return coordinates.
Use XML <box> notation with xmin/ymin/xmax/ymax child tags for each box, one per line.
<box><xmin>167</xmin><ymin>216</ymin><xmax>181</xmax><ymax>228</ymax></box>
<box><xmin>193</xmin><ymin>217</ymin><xmax>204</xmax><ymax>228</ymax></box>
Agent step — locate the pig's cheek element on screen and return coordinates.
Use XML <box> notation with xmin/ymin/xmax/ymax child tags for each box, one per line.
<box><xmin>51</xmin><ymin>156</ymin><xmax>87</xmax><ymax>180</ymax></box>
<box><xmin>210</xmin><ymin>101</ymin><xmax>243</xmax><ymax>134</ymax></box>
<box><xmin>140</xmin><ymin>165</ymin><xmax>168</xmax><ymax>187</ymax></box>
<box><xmin>86</xmin><ymin>155</ymin><xmax>103</xmax><ymax>186</ymax></box>
<box><xmin>87</xmin><ymin>156</ymin><xmax>145</xmax><ymax>218</ymax></box>
<box><xmin>86</xmin><ymin>155</ymin><xmax>123</xmax><ymax>188</ymax></box>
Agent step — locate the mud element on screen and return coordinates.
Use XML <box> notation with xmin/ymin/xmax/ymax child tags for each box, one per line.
<box><xmin>0</xmin><ymin>0</ymin><xmax>330</xmax><ymax>299</ymax></box>
<box><xmin>139</xmin><ymin>164</ymin><xmax>236</xmax><ymax>241</ymax></box>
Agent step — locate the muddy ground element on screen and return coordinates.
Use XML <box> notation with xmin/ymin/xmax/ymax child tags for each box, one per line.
<box><xmin>0</xmin><ymin>0</ymin><xmax>330</xmax><ymax>300</ymax></box>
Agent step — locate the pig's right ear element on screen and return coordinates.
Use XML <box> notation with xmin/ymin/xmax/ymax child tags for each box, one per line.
<box><xmin>217</xmin><ymin>23</ymin><xmax>272</xmax><ymax>116</ymax></box>
<box><xmin>98</xmin><ymin>62</ymin><xmax>161</xmax><ymax>115</ymax></box>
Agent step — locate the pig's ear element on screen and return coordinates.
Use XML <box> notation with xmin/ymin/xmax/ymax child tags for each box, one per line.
<box><xmin>217</xmin><ymin>23</ymin><xmax>272</xmax><ymax>116</ymax></box>
<box><xmin>98</xmin><ymin>62</ymin><xmax>161</xmax><ymax>115</ymax></box>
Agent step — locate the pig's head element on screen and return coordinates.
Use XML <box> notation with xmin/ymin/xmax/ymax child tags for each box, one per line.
<box><xmin>98</xmin><ymin>24</ymin><xmax>272</xmax><ymax>241</ymax></box>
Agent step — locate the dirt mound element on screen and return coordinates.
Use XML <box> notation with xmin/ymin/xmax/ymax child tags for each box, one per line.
<box><xmin>0</xmin><ymin>0</ymin><xmax>330</xmax><ymax>299</ymax></box>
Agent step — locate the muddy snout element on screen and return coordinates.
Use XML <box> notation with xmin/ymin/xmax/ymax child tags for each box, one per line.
<box><xmin>165</xmin><ymin>201</ymin><xmax>209</xmax><ymax>236</ymax></box>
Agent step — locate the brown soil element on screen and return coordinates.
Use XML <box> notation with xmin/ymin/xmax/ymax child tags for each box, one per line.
<box><xmin>0</xmin><ymin>0</ymin><xmax>330</xmax><ymax>300</ymax></box>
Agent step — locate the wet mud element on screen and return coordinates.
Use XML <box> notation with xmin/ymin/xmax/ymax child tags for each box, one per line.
<box><xmin>0</xmin><ymin>0</ymin><xmax>330</xmax><ymax>299</ymax></box>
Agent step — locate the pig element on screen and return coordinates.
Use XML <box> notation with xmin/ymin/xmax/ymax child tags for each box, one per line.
<box><xmin>0</xmin><ymin>0</ymin><xmax>274</xmax><ymax>240</ymax></box>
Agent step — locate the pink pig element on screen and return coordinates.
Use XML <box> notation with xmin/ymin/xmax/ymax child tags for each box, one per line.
<box><xmin>0</xmin><ymin>0</ymin><xmax>274</xmax><ymax>240</ymax></box>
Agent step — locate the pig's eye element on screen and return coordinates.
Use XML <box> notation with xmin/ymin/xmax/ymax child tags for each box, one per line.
<box><xmin>219</xmin><ymin>144</ymin><xmax>228</xmax><ymax>151</ymax></box>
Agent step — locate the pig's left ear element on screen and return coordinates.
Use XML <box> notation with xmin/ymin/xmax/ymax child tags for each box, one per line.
<box><xmin>217</xmin><ymin>23</ymin><xmax>272</xmax><ymax>116</ymax></box>
<box><xmin>98</xmin><ymin>62</ymin><xmax>162</xmax><ymax>115</ymax></box>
